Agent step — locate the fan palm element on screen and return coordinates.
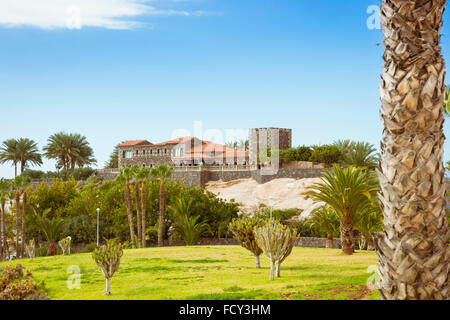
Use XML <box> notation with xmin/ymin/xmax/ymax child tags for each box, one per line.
<box><xmin>377</xmin><ymin>0</ymin><xmax>449</xmax><ymax>300</ymax></box>
<box><xmin>116</xmin><ymin>166</ymin><xmax>137</xmax><ymax>248</ymax></box>
<box><xmin>0</xmin><ymin>139</ymin><xmax>19</xmax><ymax>177</ymax></box>
<box><xmin>303</xmin><ymin>165</ymin><xmax>378</xmax><ymax>254</ymax></box>
<box><xmin>152</xmin><ymin>164</ymin><xmax>174</xmax><ymax>247</ymax></box>
<box><xmin>309</xmin><ymin>206</ymin><xmax>340</xmax><ymax>248</ymax></box>
<box><xmin>34</xmin><ymin>211</ymin><xmax>64</xmax><ymax>256</ymax></box>
<box><xmin>168</xmin><ymin>198</ymin><xmax>210</xmax><ymax>246</ymax></box>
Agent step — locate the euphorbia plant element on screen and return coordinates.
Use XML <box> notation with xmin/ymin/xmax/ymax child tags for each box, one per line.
<box><xmin>92</xmin><ymin>239</ymin><xmax>124</xmax><ymax>295</ymax></box>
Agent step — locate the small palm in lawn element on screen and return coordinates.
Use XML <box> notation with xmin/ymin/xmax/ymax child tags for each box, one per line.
<box><xmin>152</xmin><ymin>164</ymin><xmax>174</xmax><ymax>247</ymax></box>
<box><xmin>303</xmin><ymin>165</ymin><xmax>378</xmax><ymax>255</ymax></box>
<box><xmin>169</xmin><ymin>198</ymin><xmax>210</xmax><ymax>246</ymax></box>
<box><xmin>116</xmin><ymin>166</ymin><xmax>137</xmax><ymax>248</ymax></box>
<box><xmin>309</xmin><ymin>206</ymin><xmax>340</xmax><ymax>248</ymax></box>
<box><xmin>34</xmin><ymin>209</ymin><xmax>64</xmax><ymax>256</ymax></box>
<box><xmin>0</xmin><ymin>139</ymin><xmax>20</xmax><ymax>177</ymax></box>
<box><xmin>0</xmin><ymin>179</ymin><xmax>11</xmax><ymax>260</ymax></box>
<box><xmin>354</xmin><ymin>205</ymin><xmax>383</xmax><ymax>251</ymax></box>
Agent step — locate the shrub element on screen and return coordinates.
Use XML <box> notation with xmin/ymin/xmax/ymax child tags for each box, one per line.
<box><xmin>280</xmin><ymin>146</ymin><xmax>312</xmax><ymax>162</ymax></box>
<box><xmin>309</xmin><ymin>145</ymin><xmax>343</xmax><ymax>164</ymax></box>
<box><xmin>229</xmin><ymin>216</ymin><xmax>266</xmax><ymax>267</ymax></box>
<box><xmin>22</xmin><ymin>170</ymin><xmax>45</xmax><ymax>180</ymax></box>
<box><xmin>256</xmin><ymin>206</ymin><xmax>302</xmax><ymax>222</ymax></box>
<box><xmin>82</xmin><ymin>243</ymin><xmax>97</xmax><ymax>253</ymax></box>
<box><xmin>254</xmin><ymin>220</ymin><xmax>297</xmax><ymax>280</ymax></box>
<box><xmin>0</xmin><ymin>264</ymin><xmax>49</xmax><ymax>300</ymax></box>
<box><xmin>58</xmin><ymin>237</ymin><xmax>72</xmax><ymax>255</ymax></box>
<box><xmin>35</xmin><ymin>246</ymin><xmax>48</xmax><ymax>257</ymax></box>
<box><xmin>92</xmin><ymin>239</ymin><xmax>124</xmax><ymax>295</ymax></box>
<box><xmin>145</xmin><ymin>226</ymin><xmax>158</xmax><ymax>244</ymax></box>
<box><xmin>290</xmin><ymin>219</ymin><xmax>324</xmax><ymax>238</ymax></box>
<box><xmin>62</xmin><ymin>215</ymin><xmax>97</xmax><ymax>244</ymax></box>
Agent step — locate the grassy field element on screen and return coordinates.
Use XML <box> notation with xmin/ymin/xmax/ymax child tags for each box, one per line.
<box><xmin>0</xmin><ymin>246</ymin><xmax>380</xmax><ymax>300</ymax></box>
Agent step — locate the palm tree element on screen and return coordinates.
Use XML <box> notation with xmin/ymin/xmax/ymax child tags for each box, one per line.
<box><xmin>135</xmin><ymin>167</ymin><xmax>152</xmax><ymax>248</ymax></box>
<box><xmin>354</xmin><ymin>204</ymin><xmax>383</xmax><ymax>251</ymax></box>
<box><xmin>19</xmin><ymin>176</ymin><xmax>32</xmax><ymax>257</ymax></box>
<box><xmin>376</xmin><ymin>0</ymin><xmax>449</xmax><ymax>300</ymax></box>
<box><xmin>116</xmin><ymin>166</ymin><xmax>136</xmax><ymax>248</ymax></box>
<box><xmin>303</xmin><ymin>165</ymin><xmax>378</xmax><ymax>255</ymax></box>
<box><xmin>131</xmin><ymin>166</ymin><xmax>142</xmax><ymax>248</ymax></box>
<box><xmin>43</xmin><ymin>132</ymin><xmax>96</xmax><ymax>170</ymax></box>
<box><xmin>0</xmin><ymin>139</ymin><xmax>19</xmax><ymax>177</ymax></box>
<box><xmin>0</xmin><ymin>179</ymin><xmax>11</xmax><ymax>260</ymax></box>
<box><xmin>334</xmin><ymin>140</ymin><xmax>379</xmax><ymax>170</ymax></box>
<box><xmin>152</xmin><ymin>164</ymin><xmax>174</xmax><ymax>247</ymax></box>
<box><xmin>34</xmin><ymin>210</ymin><xmax>64</xmax><ymax>256</ymax></box>
<box><xmin>16</xmin><ymin>138</ymin><xmax>42</xmax><ymax>174</ymax></box>
<box><xmin>11</xmin><ymin>176</ymin><xmax>23</xmax><ymax>257</ymax></box>
<box><xmin>168</xmin><ymin>198</ymin><xmax>210</xmax><ymax>246</ymax></box>
<box><xmin>309</xmin><ymin>206</ymin><xmax>340</xmax><ymax>248</ymax></box>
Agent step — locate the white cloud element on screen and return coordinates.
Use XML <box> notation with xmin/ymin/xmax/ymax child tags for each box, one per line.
<box><xmin>0</xmin><ymin>0</ymin><xmax>202</xmax><ymax>30</ymax></box>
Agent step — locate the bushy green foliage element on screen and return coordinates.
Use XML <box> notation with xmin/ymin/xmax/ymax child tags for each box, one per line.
<box><xmin>229</xmin><ymin>216</ymin><xmax>265</xmax><ymax>267</ymax></box>
<box><xmin>309</xmin><ymin>145</ymin><xmax>343</xmax><ymax>164</ymax></box>
<box><xmin>169</xmin><ymin>198</ymin><xmax>211</xmax><ymax>246</ymax></box>
<box><xmin>279</xmin><ymin>146</ymin><xmax>312</xmax><ymax>162</ymax></box>
<box><xmin>0</xmin><ymin>264</ymin><xmax>49</xmax><ymax>300</ymax></box>
<box><xmin>62</xmin><ymin>215</ymin><xmax>97</xmax><ymax>244</ymax></box>
<box><xmin>44</xmin><ymin>168</ymin><xmax>95</xmax><ymax>181</ymax></box>
<box><xmin>309</xmin><ymin>206</ymin><xmax>340</xmax><ymax>239</ymax></box>
<box><xmin>145</xmin><ymin>226</ymin><xmax>158</xmax><ymax>244</ymax></box>
<box><xmin>81</xmin><ymin>243</ymin><xmax>97</xmax><ymax>253</ymax></box>
<box><xmin>255</xmin><ymin>206</ymin><xmax>302</xmax><ymax>221</ymax></box>
<box><xmin>21</xmin><ymin>169</ymin><xmax>45</xmax><ymax>179</ymax></box>
<box><xmin>35</xmin><ymin>246</ymin><xmax>48</xmax><ymax>257</ymax></box>
<box><xmin>290</xmin><ymin>219</ymin><xmax>324</xmax><ymax>238</ymax></box>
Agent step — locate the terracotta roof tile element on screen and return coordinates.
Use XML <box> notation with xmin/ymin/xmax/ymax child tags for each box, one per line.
<box><xmin>119</xmin><ymin>140</ymin><xmax>153</xmax><ymax>147</ymax></box>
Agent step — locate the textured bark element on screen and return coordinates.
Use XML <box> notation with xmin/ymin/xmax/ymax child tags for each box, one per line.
<box><xmin>14</xmin><ymin>191</ymin><xmax>20</xmax><ymax>258</ymax></box>
<box><xmin>47</xmin><ymin>242</ymin><xmax>57</xmax><ymax>256</ymax></box>
<box><xmin>134</xmin><ymin>182</ymin><xmax>142</xmax><ymax>248</ymax></box>
<box><xmin>376</xmin><ymin>0</ymin><xmax>449</xmax><ymax>300</ymax></box>
<box><xmin>141</xmin><ymin>182</ymin><xmax>147</xmax><ymax>248</ymax></box>
<box><xmin>1</xmin><ymin>203</ymin><xmax>8</xmax><ymax>259</ymax></box>
<box><xmin>326</xmin><ymin>235</ymin><xmax>334</xmax><ymax>249</ymax></box>
<box><xmin>340</xmin><ymin>215</ymin><xmax>354</xmax><ymax>255</ymax></box>
<box><xmin>158</xmin><ymin>180</ymin><xmax>165</xmax><ymax>247</ymax></box>
<box><xmin>124</xmin><ymin>182</ymin><xmax>136</xmax><ymax>248</ymax></box>
<box><xmin>105</xmin><ymin>278</ymin><xmax>111</xmax><ymax>296</ymax></box>
<box><xmin>276</xmin><ymin>261</ymin><xmax>281</xmax><ymax>278</ymax></box>
<box><xmin>21</xmin><ymin>191</ymin><xmax>27</xmax><ymax>258</ymax></box>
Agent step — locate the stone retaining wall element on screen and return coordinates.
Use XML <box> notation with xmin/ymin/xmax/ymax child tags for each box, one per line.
<box><xmin>295</xmin><ymin>237</ymin><xmax>342</xmax><ymax>249</ymax></box>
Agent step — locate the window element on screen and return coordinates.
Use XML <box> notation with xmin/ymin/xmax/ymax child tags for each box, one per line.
<box><xmin>124</xmin><ymin>151</ymin><xmax>133</xmax><ymax>159</ymax></box>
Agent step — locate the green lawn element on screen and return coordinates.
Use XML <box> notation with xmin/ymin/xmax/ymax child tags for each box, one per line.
<box><xmin>0</xmin><ymin>246</ymin><xmax>380</xmax><ymax>300</ymax></box>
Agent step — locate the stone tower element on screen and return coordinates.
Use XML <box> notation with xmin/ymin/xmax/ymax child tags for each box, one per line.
<box><xmin>249</xmin><ymin>128</ymin><xmax>292</xmax><ymax>165</ymax></box>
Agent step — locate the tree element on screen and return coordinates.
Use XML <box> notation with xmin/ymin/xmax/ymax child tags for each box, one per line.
<box><xmin>43</xmin><ymin>132</ymin><xmax>96</xmax><ymax>170</ymax></box>
<box><xmin>376</xmin><ymin>0</ymin><xmax>449</xmax><ymax>300</ymax></box>
<box><xmin>334</xmin><ymin>141</ymin><xmax>380</xmax><ymax>170</ymax></box>
<box><xmin>152</xmin><ymin>164</ymin><xmax>174</xmax><ymax>247</ymax></box>
<box><xmin>303</xmin><ymin>165</ymin><xmax>378</xmax><ymax>255</ymax></box>
<box><xmin>0</xmin><ymin>179</ymin><xmax>11</xmax><ymax>260</ymax></box>
<box><xmin>229</xmin><ymin>216</ymin><xmax>265</xmax><ymax>267</ymax></box>
<box><xmin>34</xmin><ymin>210</ymin><xmax>64</xmax><ymax>256</ymax></box>
<box><xmin>16</xmin><ymin>138</ymin><xmax>42</xmax><ymax>174</ymax></box>
<box><xmin>169</xmin><ymin>198</ymin><xmax>210</xmax><ymax>246</ymax></box>
<box><xmin>131</xmin><ymin>166</ymin><xmax>142</xmax><ymax>248</ymax></box>
<box><xmin>92</xmin><ymin>239</ymin><xmax>124</xmax><ymax>296</ymax></box>
<box><xmin>354</xmin><ymin>204</ymin><xmax>382</xmax><ymax>251</ymax></box>
<box><xmin>11</xmin><ymin>176</ymin><xmax>23</xmax><ymax>257</ymax></box>
<box><xmin>309</xmin><ymin>206</ymin><xmax>340</xmax><ymax>248</ymax></box>
<box><xmin>0</xmin><ymin>139</ymin><xmax>19</xmax><ymax>177</ymax></box>
<box><xmin>116</xmin><ymin>166</ymin><xmax>137</xmax><ymax>248</ymax></box>
<box><xmin>135</xmin><ymin>166</ymin><xmax>152</xmax><ymax>248</ymax></box>
<box><xmin>105</xmin><ymin>143</ymin><xmax>122</xmax><ymax>169</ymax></box>
<box><xmin>18</xmin><ymin>176</ymin><xmax>32</xmax><ymax>258</ymax></box>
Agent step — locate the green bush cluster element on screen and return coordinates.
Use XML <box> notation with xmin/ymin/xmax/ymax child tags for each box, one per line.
<box><xmin>22</xmin><ymin>168</ymin><xmax>95</xmax><ymax>181</ymax></box>
<box><xmin>81</xmin><ymin>243</ymin><xmax>97</xmax><ymax>253</ymax></box>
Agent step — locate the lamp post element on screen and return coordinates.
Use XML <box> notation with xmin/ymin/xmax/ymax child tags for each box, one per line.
<box><xmin>96</xmin><ymin>208</ymin><xmax>100</xmax><ymax>247</ymax></box>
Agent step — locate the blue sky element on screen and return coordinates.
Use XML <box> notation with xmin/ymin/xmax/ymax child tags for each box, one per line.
<box><xmin>0</xmin><ymin>0</ymin><xmax>449</xmax><ymax>178</ymax></box>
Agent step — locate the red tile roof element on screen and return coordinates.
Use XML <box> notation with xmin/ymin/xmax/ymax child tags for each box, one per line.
<box><xmin>153</xmin><ymin>137</ymin><xmax>199</xmax><ymax>147</ymax></box>
<box><xmin>118</xmin><ymin>140</ymin><xmax>153</xmax><ymax>147</ymax></box>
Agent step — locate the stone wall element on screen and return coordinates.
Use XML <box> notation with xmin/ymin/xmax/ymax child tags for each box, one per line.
<box><xmin>252</xmin><ymin>168</ymin><xmax>324</xmax><ymax>184</ymax></box>
<box><xmin>295</xmin><ymin>237</ymin><xmax>342</xmax><ymax>249</ymax></box>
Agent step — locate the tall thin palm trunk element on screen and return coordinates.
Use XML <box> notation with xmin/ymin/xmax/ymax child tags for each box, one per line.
<box><xmin>15</xmin><ymin>191</ymin><xmax>20</xmax><ymax>258</ymax></box>
<box><xmin>21</xmin><ymin>191</ymin><xmax>27</xmax><ymax>257</ymax></box>
<box><xmin>376</xmin><ymin>0</ymin><xmax>449</xmax><ymax>300</ymax></box>
<box><xmin>141</xmin><ymin>182</ymin><xmax>147</xmax><ymax>248</ymax></box>
<box><xmin>124</xmin><ymin>182</ymin><xmax>136</xmax><ymax>248</ymax></box>
<box><xmin>134</xmin><ymin>182</ymin><xmax>142</xmax><ymax>248</ymax></box>
<box><xmin>158</xmin><ymin>180</ymin><xmax>165</xmax><ymax>247</ymax></box>
<box><xmin>0</xmin><ymin>203</ymin><xmax>3</xmax><ymax>260</ymax></box>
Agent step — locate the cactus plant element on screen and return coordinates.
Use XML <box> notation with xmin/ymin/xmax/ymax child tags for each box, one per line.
<box><xmin>58</xmin><ymin>236</ymin><xmax>71</xmax><ymax>255</ymax></box>
<box><xmin>92</xmin><ymin>239</ymin><xmax>124</xmax><ymax>295</ymax></box>
<box><xmin>229</xmin><ymin>216</ymin><xmax>265</xmax><ymax>267</ymax></box>
<box><xmin>25</xmin><ymin>239</ymin><xmax>35</xmax><ymax>261</ymax></box>
<box><xmin>254</xmin><ymin>220</ymin><xmax>297</xmax><ymax>280</ymax></box>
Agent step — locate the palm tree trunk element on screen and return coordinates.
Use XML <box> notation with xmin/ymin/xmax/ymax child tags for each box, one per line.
<box><xmin>124</xmin><ymin>182</ymin><xmax>136</xmax><ymax>248</ymax></box>
<box><xmin>0</xmin><ymin>203</ymin><xmax>4</xmax><ymax>260</ymax></box>
<box><xmin>376</xmin><ymin>0</ymin><xmax>449</xmax><ymax>300</ymax></box>
<box><xmin>47</xmin><ymin>242</ymin><xmax>57</xmax><ymax>256</ymax></box>
<box><xmin>141</xmin><ymin>182</ymin><xmax>147</xmax><ymax>248</ymax></box>
<box><xmin>340</xmin><ymin>215</ymin><xmax>354</xmax><ymax>255</ymax></box>
<box><xmin>158</xmin><ymin>180</ymin><xmax>165</xmax><ymax>247</ymax></box>
<box><xmin>134</xmin><ymin>182</ymin><xmax>142</xmax><ymax>248</ymax></box>
<box><xmin>14</xmin><ymin>163</ymin><xmax>17</xmax><ymax>178</ymax></box>
<box><xmin>326</xmin><ymin>234</ymin><xmax>334</xmax><ymax>249</ymax></box>
<box><xmin>15</xmin><ymin>191</ymin><xmax>20</xmax><ymax>258</ymax></box>
<box><xmin>21</xmin><ymin>191</ymin><xmax>27</xmax><ymax>257</ymax></box>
